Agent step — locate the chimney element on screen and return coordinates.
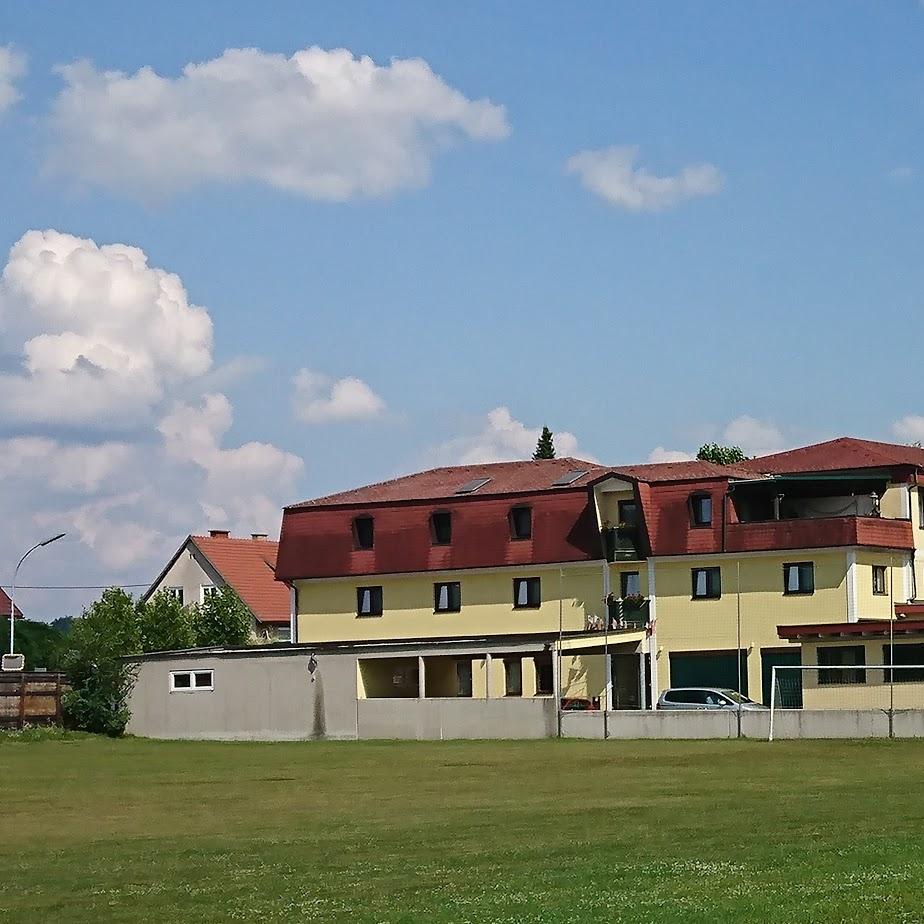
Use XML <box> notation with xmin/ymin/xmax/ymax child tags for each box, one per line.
<box><xmin>209</xmin><ymin>529</ymin><xmax>230</xmax><ymax>538</ymax></box>
<box><xmin>251</xmin><ymin>533</ymin><xmax>268</xmax><ymax>541</ymax></box>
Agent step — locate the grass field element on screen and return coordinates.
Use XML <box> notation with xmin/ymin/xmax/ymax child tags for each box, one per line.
<box><xmin>2</xmin><ymin>735</ymin><xmax>924</xmax><ymax>923</ymax></box>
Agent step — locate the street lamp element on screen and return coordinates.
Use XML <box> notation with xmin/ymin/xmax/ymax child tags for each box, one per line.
<box><xmin>9</xmin><ymin>533</ymin><xmax>66</xmax><ymax>656</ymax></box>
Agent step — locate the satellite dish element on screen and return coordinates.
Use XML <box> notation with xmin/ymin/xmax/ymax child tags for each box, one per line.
<box><xmin>2</xmin><ymin>653</ymin><xmax>25</xmax><ymax>672</ymax></box>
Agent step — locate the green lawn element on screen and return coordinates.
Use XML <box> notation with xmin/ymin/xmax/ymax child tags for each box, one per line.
<box><xmin>2</xmin><ymin>736</ymin><xmax>924</xmax><ymax>923</ymax></box>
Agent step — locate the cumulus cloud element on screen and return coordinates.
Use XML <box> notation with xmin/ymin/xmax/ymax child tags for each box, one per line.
<box><xmin>47</xmin><ymin>46</ymin><xmax>510</xmax><ymax>201</ymax></box>
<box><xmin>0</xmin><ymin>229</ymin><xmax>213</xmax><ymax>425</ymax></box>
<box><xmin>292</xmin><ymin>368</ymin><xmax>386</xmax><ymax>423</ymax></box>
<box><xmin>159</xmin><ymin>393</ymin><xmax>303</xmax><ymax>534</ymax></box>
<box><xmin>0</xmin><ymin>437</ymin><xmax>133</xmax><ymax>493</ymax></box>
<box><xmin>647</xmin><ymin>447</ymin><xmax>695</xmax><ymax>463</ymax></box>
<box><xmin>429</xmin><ymin>407</ymin><xmax>592</xmax><ymax>465</ymax></box>
<box><xmin>893</xmin><ymin>415</ymin><xmax>924</xmax><ymax>443</ymax></box>
<box><xmin>566</xmin><ymin>145</ymin><xmax>723</xmax><ymax>212</ymax></box>
<box><xmin>0</xmin><ymin>46</ymin><xmax>26</xmax><ymax>117</ymax></box>
<box><xmin>722</xmin><ymin>415</ymin><xmax>785</xmax><ymax>457</ymax></box>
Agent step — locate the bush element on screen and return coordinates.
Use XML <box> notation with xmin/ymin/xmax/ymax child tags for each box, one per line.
<box><xmin>192</xmin><ymin>586</ymin><xmax>253</xmax><ymax>647</ymax></box>
<box><xmin>60</xmin><ymin>588</ymin><xmax>140</xmax><ymax>737</ymax></box>
<box><xmin>138</xmin><ymin>591</ymin><xmax>196</xmax><ymax>653</ymax></box>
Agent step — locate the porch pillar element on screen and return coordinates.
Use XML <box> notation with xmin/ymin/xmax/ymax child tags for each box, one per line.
<box><xmin>418</xmin><ymin>655</ymin><xmax>426</xmax><ymax>699</ymax></box>
<box><xmin>604</xmin><ymin>653</ymin><xmax>613</xmax><ymax>711</ymax></box>
<box><xmin>485</xmin><ymin>653</ymin><xmax>492</xmax><ymax>699</ymax></box>
<box><xmin>639</xmin><ymin>650</ymin><xmax>647</xmax><ymax>711</ymax></box>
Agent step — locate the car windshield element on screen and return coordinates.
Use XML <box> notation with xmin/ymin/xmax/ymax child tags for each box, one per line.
<box><xmin>721</xmin><ymin>690</ymin><xmax>752</xmax><ymax>704</ymax></box>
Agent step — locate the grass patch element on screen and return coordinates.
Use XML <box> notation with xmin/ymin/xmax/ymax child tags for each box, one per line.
<box><xmin>1</xmin><ymin>738</ymin><xmax>923</xmax><ymax>922</ymax></box>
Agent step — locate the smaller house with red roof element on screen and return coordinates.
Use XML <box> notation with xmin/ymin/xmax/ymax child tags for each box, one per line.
<box><xmin>0</xmin><ymin>588</ymin><xmax>22</xmax><ymax>620</ymax></box>
<box><xmin>144</xmin><ymin>531</ymin><xmax>291</xmax><ymax>641</ymax></box>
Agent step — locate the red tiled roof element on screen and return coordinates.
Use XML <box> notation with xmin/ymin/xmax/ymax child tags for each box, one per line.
<box><xmin>0</xmin><ymin>588</ymin><xmax>22</xmax><ymax>619</ymax></box>
<box><xmin>289</xmin><ymin>457</ymin><xmax>608</xmax><ymax>508</ymax></box>
<box><xmin>743</xmin><ymin>438</ymin><xmax>924</xmax><ymax>476</ymax></box>
<box><xmin>778</xmin><ymin>619</ymin><xmax>924</xmax><ymax>640</ymax></box>
<box><xmin>611</xmin><ymin>460</ymin><xmax>758</xmax><ymax>483</ymax></box>
<box><xmin>190</xmin><ymin>535</ymin><xmax>289</xmax><ymax>624</ymax></box>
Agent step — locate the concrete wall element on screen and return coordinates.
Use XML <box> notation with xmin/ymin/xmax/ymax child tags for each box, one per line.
<box><xmin>357</xmin><ymin>697</ymin><xmax>556</xmax><ymax>740</ymax></box>
<box><xmin>126</xmin><ymin>649</ymin><xmax>358</xmax><ymax>741</ymax></box>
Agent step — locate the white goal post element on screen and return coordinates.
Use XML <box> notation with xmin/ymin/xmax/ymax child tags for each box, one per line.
<box><xmin>768</xmin><ymin>664</ymin><xmax>924</xmax><ymax>741</ymax></box>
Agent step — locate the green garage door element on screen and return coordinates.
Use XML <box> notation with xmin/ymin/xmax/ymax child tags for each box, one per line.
<box><xmin>669</xmin><ymin>651</ymin><xmax>748</xmax><ymax>696</ymax></box>
<box><xmin>761</xmin><ymin>649</ymin><xmax>802</xmax><ymax>707</ymax></box>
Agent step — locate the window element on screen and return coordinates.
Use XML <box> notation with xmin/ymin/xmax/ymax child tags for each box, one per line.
<box><xmin>455</xmin><ymin>477</ymin><xmax>491</xmax><ymax>495</ymax></box>
<box><xmin>353</xmin><ymin>516</ymin><xmax>374</xmax><ymax>550</ymax></box>
<box><xmin>882</xmin><ymin>644</ymin><xmax>924</xmax><ymax>683</ymax></box>
<box><xmin>166</xmin><ymin>586</ymin><xmax>184</xmax><ymax>604</ymax></box>
<box><xmin>456</xmin><ymin>660</ymin><xmax>473</xmax><ymax>696</ymax></box>
<box><xmin>504</xmin><ymin>658</ymin><xmax>523</xmax><ymax>696</ymax></box>
<box><xmin>513</xmin><ymin>577</ymin><xmax>541</xmax><ymax>609</ymax></box>
<box><xmin>509</xmin><ymin>506</ymin><xmax>532</xmax><ymax>540</ymax></box>
<box><xmin>620</xmin><ymin>571</ymin><xmax>641</xmax><ymax>597</ymax></box>
<box><xmin>872</xmin><ymin>565</ymin><xmax>887</xmax><ymax>596</ymax></box>
<box><xmin>663</xmin><ymin>689</ymin><xmax>709</xmax><ymax>705</ymax></box>
<box><xmin>691</xmin><ymin>567</ymin><xmax>721</xmax><ymax>599</ymax></box>
<box><xmin>690</xmin><ymin>493</ymin><xmax>713</xmax><ymax>527</ymax></box>
<box><xmin>783</xmin><ymin>562</ymin><xmax>815</xmax><ymax>595</ymax></box>
<box><xmin>535</xmin><ymin>655</ymin><xmax>554</xmax><ymax>694</ymax></box>
<box><xmin>817</xmin><ymin>645</ymin><xmax>865</xmax><ymax>685</ymax></box>
<box><xmin>434</xmin><ymin>581</ymin><xmax>462</xmax><ymax>613</ymax></box>
<box><xmin>200</xmin><ymin>584</ymin><xmax>219</xmax><ymax>603</ymax></box>
<box><xmin>356</xmin><ymin>586</ymin><xmax>383</xmax><ymax>617</ymax></box>
<box><xmin>617</xmin><ymin>499</ymin><xmax>638</xmax><ymax>526</ymax></box>
<box><xmin>431</xmin><ymin>511</ymin><xmax>452</xmax><ymax>545</ymax></box>
<box><xmin>170</xmin><ymin>670</ymin><xmax>214</xmax><ymax>692</ymax></box>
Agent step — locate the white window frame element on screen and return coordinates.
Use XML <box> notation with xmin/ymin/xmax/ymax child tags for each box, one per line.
<box><xmin>169</xmin><ymin>669</ymin><xmax>214</xmax><ymax>693</ymax></box>
<box><xmin>200</xmin><ymin>584</ymin><xmax>219</xmax><ymax>604</ymax></box>
<box><xmin>166</xmin><ymin>586</ymin><xmax>184</xmax><ymax>604</ymax></box>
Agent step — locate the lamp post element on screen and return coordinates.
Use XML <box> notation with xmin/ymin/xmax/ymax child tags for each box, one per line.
<box><xmin>9</xmin><ymin>533</ymin><xmax>66</xmax><ymax>655</ymax></box>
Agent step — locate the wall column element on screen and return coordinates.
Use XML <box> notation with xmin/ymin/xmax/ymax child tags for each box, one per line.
<box><xmin>604</xmin><ymin>652</ymin><xmax>613</xmax><ymax>711</ymax></box>
<box><xmin>485</xmin><ymin>653</ymin><xmax>492</xmax><ymax>699</ymax></box>
<box><xmin>846</xmin><ymin>549</ymin><xmax>858</xmax><ymax>622</ymax></box>
<box><xmin>418</xmin><ymin>656</ymin><xmax>426</xmax><ymax>699</ymax></box>
<box><xmin>647</xmin><ymin>561</ymin><xmax>659</xmax><ymax>707</ymax></box>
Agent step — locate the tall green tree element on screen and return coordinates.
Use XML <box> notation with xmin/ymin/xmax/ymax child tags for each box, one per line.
<box><xmin>696</xmin><ymin>443</ymin><xmax>747</xmax><ymax>465</ymax></box>
<box><xmin>192</xmin><ymin>586</ymin><xmax>253</xmax><ymax>647</ymax></box>
<box><xmin>1</xmin><ymin>618</ymin><xmax>65</xmax><ymax>671</ymax></box>
<box><xmin>60</xmin><ymin>588</ymin><xmax>141</xmax><ymax>737</ymax></box>
<box><xmin>533</xmin><ymin>426</ymin><xmax>556</xmax><ymax>460</ymax></box>
<box><xmin>138</xmin><ymin>591</ymin><xmax>196</xmax><ymax>653</ymax></box>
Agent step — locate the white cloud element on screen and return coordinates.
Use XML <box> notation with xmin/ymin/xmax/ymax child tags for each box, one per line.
<box><xmin>0</xmin><ymin>229</ymin><xmax>213</xmax><ymax>426</ymax></box>
<box><xmin>0</xmin><ymin>437</ymin><xmax>133</xmax><ymax>493</ymax></box>
<box><xmin>647</xmin><ymin>447</ymin><xmax>695</xmax><ymax>463</ymax></box>
<box><xmin>566</xmin><ymin>145</ymin><xmax>723</xmax><ymax>212</ymax></box>
<box><xmin>721</xmin><ymin>415</ymin><xmax>785</xmax><ymax>457</ymax></box>
<box><xmin>429</xmin><ymin>406</ymin><xmax>592</xmax><ymax>465</ymax></box>
<box><xmin>47</xmin><ymin>46</ymin><xmax>510</xmax><ymax>201</ymax></box>
<box><xmin>893</xmin><ymin>415</ymin><xmax>924</xmax><ymax>443</ymax></box>
<box><xmin>0</xmin><ymin>46</ymin><xmax>26</xmax><ymax>117</ymax></box>
<box><xmin>292</xmin><ymin>368</ymin><xmax>386</xmax><ymax>423</ymax></box>
<box><xmin>159</xmin><ymin>393</ymin><xmax>303</xmax><ymax>534</ymax></box>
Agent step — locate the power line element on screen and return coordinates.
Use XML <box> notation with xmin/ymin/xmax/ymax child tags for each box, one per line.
<box><xmin>0</xmin><ymin>583</ymin><xmax>150</xmax><ymax>591</ymax></box>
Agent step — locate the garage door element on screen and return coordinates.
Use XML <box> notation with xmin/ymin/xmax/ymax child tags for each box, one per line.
<box><xmin>669</xmin><ymin>650</ymin><xmax>748</xmax><ymax>696</ymax></box>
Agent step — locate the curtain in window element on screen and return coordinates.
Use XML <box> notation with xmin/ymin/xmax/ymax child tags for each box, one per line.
<box><xmin>438</xmin><ymin>584</ymin><xmax>449</xmax><ymax>610</ymax></box>
<box><xmin>695</xmin><ymin>570</ymin><xmax>707</xmax><ymax>597</ymax></box>
<box><xmin>517</xmin><ymin>580</ymin><xmax>529</xmax><ymax>606</ymax></box>
<box><xmin>786</xmin><ymin>567</ymin><xmax>799</xmax><ymax>592</ymax></box>
<box><xmin>360</xmin><ymin>589</ymin><xmax>371</xmax><ymax>613</ymax></box>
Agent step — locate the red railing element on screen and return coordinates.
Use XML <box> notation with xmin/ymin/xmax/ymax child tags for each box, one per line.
<box><xmin>725</xmin><ymin>516</ymin><xmax>913</xmax><ymax>553</ymax></box>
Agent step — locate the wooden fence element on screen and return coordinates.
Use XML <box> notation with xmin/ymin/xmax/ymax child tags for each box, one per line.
<box><xmin>0</xmin><ymin>673</ymin><xmax>67</xmax><ymax>728</ymax></box>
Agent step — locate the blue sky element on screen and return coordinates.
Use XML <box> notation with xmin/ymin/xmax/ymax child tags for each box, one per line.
<box><xmin>1</xmin><ymin>1</ymin><xmax>924</xmax><ymax>618</ymax></box>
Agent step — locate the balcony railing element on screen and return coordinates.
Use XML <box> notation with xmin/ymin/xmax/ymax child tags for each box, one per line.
<box><xmin>605</xmin><ymin>597</ymin><xmax>649</xmax><ymax>630</ymax></box>
<box><xmin>725</xmin><ymin>515</ymin><xmax>913</xmax><ymax>554</ymax></box>
<box><xmin>602</xmin><ymin>526</ymin><xmax>642</xmax><ymax>562</ymax></box>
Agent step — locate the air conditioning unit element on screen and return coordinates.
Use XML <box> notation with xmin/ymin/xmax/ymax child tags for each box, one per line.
<box><xmin>2</xmin><ymin>653</ymin><xmax>25</xmax><ymax>672</ymax></box>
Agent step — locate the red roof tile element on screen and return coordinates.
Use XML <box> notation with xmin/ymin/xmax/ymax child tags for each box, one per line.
<box><xmin>743</xmin><ymin>437</ymin><xmax>924</xmax><ymax>476</ymax></box>
<box><xmin>190</xmin><ymin>535</ymin><xmax>289</xmax><ymax>624</ymax></box>
<box><xmin>611</xmin><ymin>460</ymin><xmax>758</xmax><ymax>483</ymax></box>
<box><xmin>289</xmin><ymin>457</ymin><xmax>608</xmax><ymax>508</ymax></box>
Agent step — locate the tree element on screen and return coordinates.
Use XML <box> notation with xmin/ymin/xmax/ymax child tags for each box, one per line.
<box><xmin>1</xmin><ymin>618</ymin><xmax>65</xmax><ymax>671</ymax></box>
<box><xmin>138</xmin><ymin>591</ymin><xmax>196</xmax><ymax>653</ymax></box>
<box><xmin>192</xmin><ymin>586</ymin><xmax>253</xmax><ymax>647</ymax></box>
<box><xmin>59</xmin><ymin>588</ymin><xmax>141</xmax><ymax>737</ymax></box>
<box><xmin>533</xmin><ymin>426</ymin><xmax>556</xmax><ymax>460</ymax></box>
<box><xmin>696</xmin><ymin>443</ymin><xmax>747</xmax><ymax>465</ymax></box>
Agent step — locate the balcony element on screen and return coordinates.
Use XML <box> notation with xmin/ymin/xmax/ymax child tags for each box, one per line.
<box><xmin>725</xmin><ymin>515</ymin><xmax>913</xmax><ymax>554</ymax></box>
<box><xmin>602</xmin><ymin>526</ymin><xmax>643</xmax><ymax>562</ymax></box>
<box><xmin>604</xmin><ymin>596</ymin><xmax>650</xmax><ymax>630</ymax></box>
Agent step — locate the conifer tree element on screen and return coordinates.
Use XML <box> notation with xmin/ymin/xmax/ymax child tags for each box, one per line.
<box><xmin>533</xmin><ymin>426</ymin><xmax>556</xmax><ymax>460</ymax></box>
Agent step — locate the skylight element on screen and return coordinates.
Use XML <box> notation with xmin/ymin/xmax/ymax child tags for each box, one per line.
<box><xmin>552</xmin><ymin>469</ymin><xmax>589</xmax><ymax>487</ymax></box>
<box><xmin>454</xmin><ymin>477</ymin><xmax>492</xmax><ymax>495</ymax></box>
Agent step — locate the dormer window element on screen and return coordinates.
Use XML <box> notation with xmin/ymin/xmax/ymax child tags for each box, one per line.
<box><xmin>431</xmin><ymin>511</ymin><xmax>452</xmax><ymax>545</ymax></box>
<box><xmin>690</xmin><ymin>493</ymin><xmax>713</xmax><ymax>527</ymax></box>
<box><xmin>509</xmin><ymin>506</ymin><xmax>532</xmax><ymax>541</ymax></box>
<box><xmin>617</xmin><ymin>499</ymin><xmax>638</xmax><ymax>526</ymax></box>
<box><xmin>353</xmin><ymin>516</ymin><xmax>374</xmax><ymax>550</ymax></box>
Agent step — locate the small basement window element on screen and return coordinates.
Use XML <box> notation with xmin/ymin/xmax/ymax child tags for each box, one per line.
<box><xmin>513</xmin><ymin>577</ymin><xmax>541</xmax><ymax>609</ymax></box>
<box><xmin>784</xmin><ymin>562</ymin><xmax>814</xmax><ymax>595</ymax></box>
<box><xmin>509</xmin><ymin>506</ymin><xmax>532</xmax><ymax>540</ymax></box>
<box><xmin>170</xmin><ymin>670</ymin><xmax>214</xmax><ymax>692</ymax></box>
<box><xmin>431</xmin><ymin>511</ymin><xmax>452</xmax><ymax>545</ymax></box>
<box><xmin>690</xmin><ymin>493</ymin><xmax>713</xmax><ymax>527</ymax></box>
<box><xmin>353</xmin><ymin>516</ymin><xmax>374</xmax><ymax>550</ymax></box>
<box><xmin>357</xmin><ymin>586</ymin><xmax>384</xmax><ymax>617</ymax></box>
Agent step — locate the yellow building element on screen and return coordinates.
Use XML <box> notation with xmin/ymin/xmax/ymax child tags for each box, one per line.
<box><xmin>276</xmin><ymin>438</ymin><xmax>924</xmax><ymax>709</ymax></box>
